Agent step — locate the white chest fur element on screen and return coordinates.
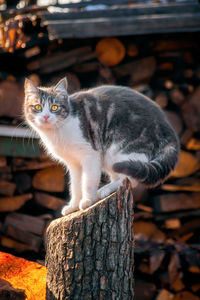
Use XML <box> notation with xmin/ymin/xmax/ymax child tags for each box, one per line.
<box><xmin>37</xmin><ymin>116</ymin><xmax>92</xmax><ymax>166</ymax></box>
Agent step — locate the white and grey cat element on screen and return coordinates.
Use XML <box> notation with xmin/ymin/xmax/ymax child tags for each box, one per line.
<box><xmin>24</xmin><ymin>77</ymin><xmax>179</xmax><ymax>215</ymax></box>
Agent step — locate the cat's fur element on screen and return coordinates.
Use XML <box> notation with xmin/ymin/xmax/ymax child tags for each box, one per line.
<box><xmin>24</xmin><ymin>77</ymin><xmax>179</xmax><ymax>215</ymax></box>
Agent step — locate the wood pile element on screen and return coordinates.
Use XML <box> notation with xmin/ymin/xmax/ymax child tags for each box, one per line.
<box><xmin>0</xmin><ymin>3</ymin><xmax>200</xmax><ymax>298</ymax></box>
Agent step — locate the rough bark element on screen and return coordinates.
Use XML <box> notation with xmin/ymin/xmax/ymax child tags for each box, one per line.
<box><xmin>45</xmin><ymin>179</ymin><xmax>134</xmax><ymax>300</ymax></box>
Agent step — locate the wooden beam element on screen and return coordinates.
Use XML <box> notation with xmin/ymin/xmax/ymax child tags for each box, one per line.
<box><xmin>44</xmin><ymin>13</ymin><xmax>200</xmax><ymax>39</ymax></box>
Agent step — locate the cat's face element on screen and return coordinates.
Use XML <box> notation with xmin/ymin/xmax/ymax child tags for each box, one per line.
<box><xmin>24</xmin><ymin>77</ymin><xmax>69</xmax><ymax>130</ymax></box>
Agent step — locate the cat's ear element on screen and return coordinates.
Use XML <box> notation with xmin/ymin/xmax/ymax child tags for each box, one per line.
<box><xmin>54</xmin><ymin>77</ymin><xmax>68</xmax><ymax>96</ymax></box>
<box><xmin>24</xmin><ymin>78</ymin><xmax>38</xmax><ymax>96</ymax></box>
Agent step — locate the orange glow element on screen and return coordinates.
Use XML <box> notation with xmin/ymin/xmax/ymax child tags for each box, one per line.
<box><xmin>0</xmin><ymin>252</ymin><xmax>46</xmax><ymax>300</ymax></box>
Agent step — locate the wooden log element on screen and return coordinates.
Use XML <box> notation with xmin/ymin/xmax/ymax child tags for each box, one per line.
<box><xmin>0</xmin><ymin>194</ymin><xmax>32</xmax><ymax>212</ymax></box>
<box><xmin>0</xmin><ymin>80</ymin><xmax>24</xmax><ymax>119</ymax></box>
<box><xmin>156</xmin><ymin>289</ymin><xmax>174</xmax><ymax>300</ymax></box>
<box><xmin>113</xmin><ymin>56</ymin><xmax>156</xmax><ymax>82</ymax></box>
<box><xmin>181</xmin><ymin>86</ymin><xmax>200</xmax><ymax>132</ymax></box>
<box><xmin>153</xmin><ymin>192</ymin><xmax>200</xmax><ymax>213</ymax></box>
<box><xmin>32</xmin><ymin>166</ymin><xmax>65</xmax><ymax>192</ymax></box>
<box><xmin>5</xmin><ymin>212</ymin><xmax>45</xmax><ymax>236</ymax></box>
<box><xmin>35</xmin><ymin>191</ymin><xmax>66</xmax><ymax>210</ymax></box>
<box><xmin>27</xmin><ymin>46</ymin><xmax>95</xmax><ymax>74</ymax></box>
<box><xmin>5</xmin><ymin>225</ymin><xmax>42</xmax><ymax>253</ymax></box>
<box><xmin>95</xmin><ymin>37</ymin><xmax>125</xmax><ymax>67</ymax></box>
<box><xmin>170</xmin><ymin>150</ymin><xmax>200</xmax><ymax>178</ymax></box>
<box><xmin>45</xmin><ymin>180</ymin><xmax>134</xmax><ymax>299</ymax></box>
<box><xmin>0</xmin><ymin>180</ymin><xmax>16</xmax><ymax>196</ymax></box>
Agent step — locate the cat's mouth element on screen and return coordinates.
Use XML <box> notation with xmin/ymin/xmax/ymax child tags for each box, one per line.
<box><xmin>36</xmin><ymin>119</ymin><xmax>56</xmax><ymax>129</ymax></box>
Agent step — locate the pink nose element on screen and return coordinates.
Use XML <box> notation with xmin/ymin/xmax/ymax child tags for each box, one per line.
<box><xmin>44</xmin><ymin>115</ymin><xmax>50</xmax><ymax>121</ymax></box>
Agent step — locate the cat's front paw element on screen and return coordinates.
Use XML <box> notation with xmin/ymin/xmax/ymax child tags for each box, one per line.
<box><xmin>61</xmin><ymin>205</ymin><xmax>79</xmax><ymax>216</ymax></box>
<box><xmin>79</xmin><ymin>198</ymin><xmax>95</xmax><ymax>210</ymax></box>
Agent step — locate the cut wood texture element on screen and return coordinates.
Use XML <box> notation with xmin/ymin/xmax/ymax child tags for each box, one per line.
<box><xmin>95</xmin><ymin>37</ymin><xmax>125</xmax><ymax>66</ymax></box>
<box><xmin>45</xmin><ymin>180</ymin><xmax>134</xmax><ymax>299</ymax></box>
<box><xmin>35</xmin><ymin>191</ymin><xmax>66</xmax><ymax>210</ymax></box>
<box><xmin>0</xmin><ymin>193</ymin><xmax>32</xmax><ymax>212</ymax></box>
<box><xmin>170</xmin><ymin>150</ymin><xmax>200</xmax><ymax>178</ymax></box>
<box><xmin>32</xmin><ymin>166</ymin><xmax>65</xmax><ymax>192</ymax></box>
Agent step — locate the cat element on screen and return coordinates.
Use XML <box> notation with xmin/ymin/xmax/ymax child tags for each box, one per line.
<box><xmin>24</xmin><ymin>77</ymin><xmax>179</xmax><ymax>215</ymax></box>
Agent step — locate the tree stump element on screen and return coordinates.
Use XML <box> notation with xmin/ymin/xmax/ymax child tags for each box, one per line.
<box><xmin>45</xmin><ymin>180</ymin><xmax>134</xmax><ymax>300</ymax></box>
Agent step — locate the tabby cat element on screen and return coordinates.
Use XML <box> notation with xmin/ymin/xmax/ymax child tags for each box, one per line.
<box><xmin>24</xmin><ymin>77</ymin><xmax>179</xmax><ymax>215</ymax></box>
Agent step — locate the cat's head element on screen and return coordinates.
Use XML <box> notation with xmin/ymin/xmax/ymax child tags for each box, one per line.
<box><xmin>24</xmin><ymin>77</ymin><xmax>69</xmax><ymax>130</ymax></box>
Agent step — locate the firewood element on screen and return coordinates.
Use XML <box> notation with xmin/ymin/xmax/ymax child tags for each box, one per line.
<box><xmin>5</xmin><ymin>212</ymin><xmax>45</xmax><ymax>236</ymax></box>
<box><xmin>32</xmin><ymin>166</ymin><xmax>65</xmax><ymax>192</ymax></box>
<box><xmin>134</xmin><ymin>221</ymin><xmax>166</xmax><ymax>241</ymax></box>
<box><xmin>186</xmin><ymin>138</ymin><xmax>200</xmax><ymax>151</ymax></box>
<box><xmin>164</xmin><ymin>110</ymin><xmax>183</xmax><ymax>136</ymax></box>
<box><xmin>5</xmin><ymin>225</ymin><xmax>42</xmax><ymax>253</ymax></box>
<box><xmin>135</xmin><ymin>281</ymin><xmax>156</xmax><ymax>300</ymax></box>
<box><xmin>149</xmin><ymin>250</ymin><xmax>165</xmax><ymax>274</ymax></box>
<box><xmin>174</xmin><ymin>291</ymin><xmax>199</xmax><ymax>300</ymax></box>
<box><xmin>13</xmin><ymin>172</ymin><xmax>32</xmax><ymax>193</ymax></box>
<box><xmin>155</xmin><ymin>92</ymin><xmax>168</xmax><ymax>108</ymax></box>
<box><xmin>188</xmin><ymin>265</ymin><xmax>200</xmax><ymax>274</ymax></box>
<box><xmin>0</xmin><ymin>156</ymin><xmax>7</xmax><ymax>167</ymax></box>
<box><xmin>0</xmin><ymin>194</ymin><xmax>32</xmax><ymax>212</ymax></box>
<box><xmin>0</xmin><ymin>180</ymin><xmax>16</xmax><ymax>196</ymax></box>
<box><xmin>127</xmin><ymin>43</ymin><xmax>138</xmax><ymax>57</ymax></box>
<box><xmin>0</xmin><ymin>235</ymin><xmax>34</xmax><ymax>253</ymax></box>
<box><xmin>0</xmin><ymin>278</ymin><xmax>26</xmax><ymax>300</ymax></box>
<box><xmin>153</xmin><ymin>192</ymin><xmax>200</xmax><ymax>213</ymax></box>
<box><xmin>191</xmin><ymin>283</ymin><xmax>200</xmax><ymax>293</ymax></box>
<box><xmin>180</xmin><ymin>129</ymin><xmax>193</xmax><ymax>146</ymax></box>
<box><xmin>12</xmin><ymin>158</ymin><xmax>54</xmax><ymax>171</ymax></box>
<box><xmin>152</xmin><ymin>40</ymin><xmax>197</xmax><ymax>52</ymax></box>
<box><xmin>73</xmin><ymin>62</ymin><xmax>100</xmax><ymax>73</ymax></box>
<box><xmin>170</xmin><ymin>150</ymin><xmax>200</xmax><ymax>178</ymax></box>
<box><xmin>136</xmin><ymin>203</ymin><xmax>153</xmax><ymax>213</ymax></box>
<box><xmin>162</xmin><ymin>183</ymin><xmax>200</xmax><ymax>193</ymax></box>
<box><xmin>35</xmin><ymin>192</ymin><xmax>66</xmax><ymax>210</ymax></box>
<box><xmin>182</xmin><ymin>86</ymin><xmax>200</xmax><ymax>132</ymax></box>
<box><xmin>170</xmin><ymin>88</ymin><xmax>185</xmax><ymax>106</ymax></box>
<box><xmin>156</xmin><ymin>289</ymin><xmax>175</xmax><ymax>300</ymax></box>
<box><xmin>45</xmin><ymin>180</ymin><xmax>134</xmax><ymax>299</ymax></box>
<box><xmin>172</xmin><ymin>276</ymin><xmax>185</xmax><ymax>292</ymax></box>
<box><xmin>113</xmin><ymin>56</ymin><xmax>156</xmax><ymax>84</ymax></box>
<box><xmin>27</xmin><ymin>46</ymin><xmax>94</xmax><ymax>73</ymax></box>
<box><xmin>168</xmin><ymin>253</ymin><xmax>181</xmax><ymax>289</ymax></box>
<box><xmin>95</xmin><ymin>37</ymin><xmax>125</xmax><ymax>66</ymax></box>
<box><xmin>0</xmin><ymin>80</ymin><xmax>24</xmax><ymax>119</ymax></box>
<box><xmin>165</xmin><ymin>219</ymin><xmax>181</xmax><ymax>229</ymax></box>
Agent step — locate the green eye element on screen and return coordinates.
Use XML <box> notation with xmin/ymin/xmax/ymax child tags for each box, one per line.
<box><xmin>51</xmin><ymin>104</ymin><xmax>59</xmax><ymax>112</ymax></box>
<box><xmin>34</xmin><ymin>104</ymin><xmax>42</xmax><ymax>111</ymax></box>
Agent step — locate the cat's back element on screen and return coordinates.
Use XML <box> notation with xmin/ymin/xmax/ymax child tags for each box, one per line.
<box><xmin>70</xmin><ymin>84</ymin><xmax>167</xmax><ymax>124</ymax></box>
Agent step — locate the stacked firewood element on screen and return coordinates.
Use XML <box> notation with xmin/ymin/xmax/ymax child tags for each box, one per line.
<box><xmin>0</xmin><ymin>29</ymin><xmax>200</xmax><ymax>299</ymax></box>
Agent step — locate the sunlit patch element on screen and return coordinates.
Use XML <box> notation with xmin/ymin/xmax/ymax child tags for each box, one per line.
<box><xmin>0</xmin><ymin>251</ymin><xmax>47</xmax><ymax>299</ymax></box>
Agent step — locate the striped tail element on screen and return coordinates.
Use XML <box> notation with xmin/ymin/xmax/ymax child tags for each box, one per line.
<box><xmin>112</xmin><ymin>145</ymin><xmax>179</xmax><ymax>188</ymax></box>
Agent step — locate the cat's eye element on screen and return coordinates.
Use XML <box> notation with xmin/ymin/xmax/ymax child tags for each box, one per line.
<box><xmin>34</xmin><ymin>104</ymin><xmax>42</xmax><ymax>111</ymax></box>
<box><xmin>51</xmin><ymin>104</ymin><xmax>59</xmax><ymax>112</ymax></box>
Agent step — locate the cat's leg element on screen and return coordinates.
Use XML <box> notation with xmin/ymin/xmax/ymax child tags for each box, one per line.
<box><xmin>79</xmin><ymin>153</ymin><xmax>101</xmax><ymax>210</ymax></box>
<box><xmin>97</xmin><ymin>172</ymin><xmax>124</xmax><ymax>200</ymax></box>
<box><xmin>61</xmin><ymin>164</ymin><xmax>82</xmax><ymax>215</ymax></box>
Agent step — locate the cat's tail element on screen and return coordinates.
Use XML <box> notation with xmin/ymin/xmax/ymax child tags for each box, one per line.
<box><xmin>112</xmin><ymin>145</ymin><xmax>179</xmax><ymax>188</ymax></box>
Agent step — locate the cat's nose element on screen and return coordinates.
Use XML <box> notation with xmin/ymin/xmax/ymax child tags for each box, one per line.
<box><xmin>44</xmin><ymin>115</ymin><xmax>50</xmax><ymax>121</ymax></box>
